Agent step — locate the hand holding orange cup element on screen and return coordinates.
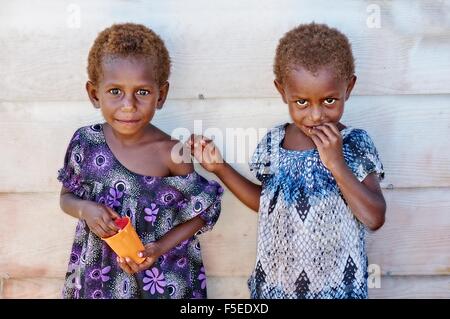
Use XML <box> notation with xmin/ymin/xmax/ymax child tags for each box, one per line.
<box><xmin>102</xmin><ymin>216</ymin><xmax>146</xmax><ymax>264</ymax></box>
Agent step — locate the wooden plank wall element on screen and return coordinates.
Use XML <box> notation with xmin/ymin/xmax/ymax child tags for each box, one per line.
<box><xmin>1</xmin><ymin>0</ymin><xmax>449</xmax><ymax>298</ymax></box>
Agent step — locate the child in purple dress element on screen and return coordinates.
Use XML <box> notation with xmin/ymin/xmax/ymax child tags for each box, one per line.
<box><xmin>58</xmin><ymin>23</ymin><xmax>223</xmax><ymax>299</ymax></box>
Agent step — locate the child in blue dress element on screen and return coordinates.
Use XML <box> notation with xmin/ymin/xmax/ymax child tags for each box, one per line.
<box><xmin>189</xmin><ymin>23</ymin><xmax>386</xmax><ymax>299</ymax></box>
<box><xmin>58</xmin><ymin>23</ymin><xmax>223</xmax><ymax>299</ymax></box>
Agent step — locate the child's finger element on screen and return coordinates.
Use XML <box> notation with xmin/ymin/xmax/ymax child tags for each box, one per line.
<box><xmin>190</xmin><ymin>134</ymin><xmax>200</xmax><ymax>144</ymax></box>
<box><xmin>91</xmin><ymin>226</ymin><xmax>104</xmax><ymax>238</ymax></box>
<box><xmin>204</xmin><ymin>142</ymin><xmax>220</xmax><ymax>164</ymax></box>
<box><xmin>194</xmin><ymin>134</ymin><xmax>212</xmax><ymax>146</ymax></box>
<box><xmin>102</xmin><ymin>212</ymin><xmax>120</xmax><ymax>232</ymax></box>
<box><xmin>187</xmin><ymin>134</ymin><xmax>198</xmax><ymax>148</ymax></box>
<box><xmin>106</xmin><ymin>219</ymin><xmax>120</xmax><ymax>233</ymax></box>
<box><xmin>315</xmin><ymin>125</ymin><xmax>336</xmax><ymax>141</ymax></box>
<box><xmin>310</xmin><ymin>134</ymin><xmax>323</xmax><ymax>148</ymax></box>
<box><xmin>97</xmin><ymin>227</ymin><xmax>110</xmax><ymax>239</ymax></box>
<box><xmin>193</xmin><ymin>139</ymin><xmax>204</xmax><ymax>162</ymax></box>
<box><xmin>124</xmin><ymin>257</ymin><xmax>140</xmax><ymax>273</ymax></box>
<box><xmin>104</xmin><ymin>206</ymin><xmax>120</xmax><ymax>219</ymax></box>
<box><xmin>311</xmin><ymin>129</ymin><xmax>328</xmax><ymax>145</ymax></box>
<box><xmin>185</xmin><ymin>139</ymin><xmax>193</xmax><ymax>150</ymax></box>
<box><xmin>323</xmin><ymin>123</ymin><xmax>341</xmax><ymax>136</ymax></box>
<box><xmin>96</xmin><ymin>221</ymin><xmax>112</xmax><ymax>237</ymax></box>
<box><xmin>97</xmin><ymin>218</ymin><xmax>116</xmax><ymax>236</ymax></box>
<box><xmin>137</xmin><ymin>257</ymin><xmax>154</xmax><ymax>271</ymax></box>
<box><xmin>117</xmin><ymin>257</ymin><xmax>133</xmax><ymax>274</ymax></box>
<box><xmin>201</xmin><ymin>137</ymin><xmax>213</xmax><ymax>145</ymax></box>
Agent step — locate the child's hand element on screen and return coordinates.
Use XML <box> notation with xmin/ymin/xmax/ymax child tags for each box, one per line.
<box><xmin>80</xmin><ymin>201</ymin><xmax>120</xmax><ymax>238</ymax></box>
<box><xmin>116</xmin><ymin>242</ymin><xmax>161</xmax><ymax>274</ymax></box>
<box><xmin>310</xmin><ymin>123</ymin><xmax>346</xmax><ymax>172</ymax></box>
<box><xmin>186</xmin><ymin>134</ymin><xmax>224</xmax><ymax>173</ymax></box>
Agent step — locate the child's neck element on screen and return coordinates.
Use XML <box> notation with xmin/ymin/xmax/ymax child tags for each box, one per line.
<box><xmin>104</xmin><ymin>123</ymin><xmax>153</xmax><ymax>148</ymax></box>
<box><xmin>284</xmin><ymin>123</ymin><xmax>316</xmax><ymax>151</ymax></box>
<box><xmin>284</xmin><ymin>122</ymin><xmax>347</xmax><ymax>151</ymax></box>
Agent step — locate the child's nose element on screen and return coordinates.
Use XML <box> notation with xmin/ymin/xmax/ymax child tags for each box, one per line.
<box><xmin>121</xmin><ymin>95</ymin><xmax>136</xmax><ymax>111</ymax></box>
<box><xmin>310</xmin><ymin>105</ymin><xmax>323</xmax><ymax>122</ymax></box>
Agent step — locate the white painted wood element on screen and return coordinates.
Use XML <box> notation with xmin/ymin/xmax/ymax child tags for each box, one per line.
<box><xmin>1</xmin><ymin>277</ymin><xmax>64</xmax><ymax>299</ymax></box>
<box><xmin>1</xmin><ymin>0</ymin><xmax>450</xmax><ymax>101</ymax></box>
<box><xmin>1</xmin><ymin>95</ymin><xmax>449</xmax><ymax>192</ymax></box>
<box><xmin>368</xmin><ymin>275</ymin><xmax>450</xmax><ymax>299</ymax></box>
<box><xmin>207</xmin><ymin>276</ymin><xmax>251</xmax><ymax>299</ymax></box>
<box><xmin>367</xmin><ymin>188</ymin><xmax>450</xmax><ymax>276</ymax></box>
<box><xmin>0</xmin><ymin>193</ymin><xmax>78</xmax><ymax>279</ymax></box>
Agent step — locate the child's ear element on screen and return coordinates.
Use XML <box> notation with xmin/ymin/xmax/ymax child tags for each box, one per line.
<box><xmin>274</xmin><ymin>80</ymin><xmax>288</xmax><ymax>104</ymax></box>
<box><xmin>345</xmin><ymin>75</ymin><xmax>357</xmax><ymax>101</ymax></box>
<box><xmin>156</xmin><ymin>81</ymin><xmax>169</xmax><ymax>110</ymax></box>
<box><xmin>86</xmin><ymin>81</ymin><xmax>100</xmax><ymax>108</ymax></box>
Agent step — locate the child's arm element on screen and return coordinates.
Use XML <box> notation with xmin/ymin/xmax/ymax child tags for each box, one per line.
<box><xmin>117</xmin><ymin>215</ymin><xmax>206</xmax><ymax>274</ymax></box>
<box><xmin>311</xmin><ymin>123</ymin><xmax>386</xmax><ymax>230</ymax></box>
<box><xmin>188</xmin><ymin>135</ymin><xmax>261</xmax><ymax>212</ymax></box>
<box><xmin>60</xmin><ymin>186</ymin><xmax>120</xmax><ymax>238</ymax></box>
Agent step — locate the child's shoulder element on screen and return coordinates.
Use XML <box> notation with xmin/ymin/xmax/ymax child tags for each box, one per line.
<box><xmin>166</xmin><ymin>140</ymin><xmax>194</xmax><ymax>176</ymax></box>
<box><xmin>64</xmin><ymin>124</ymin><xmax>103</xmax><ymax>151</ymax></box>
<box><xmin>148</xmin><ymin>125</ymin><xmax>185</xmax><ymax>154</ymax></box>
<box><xmin>342</xmin><ymin>127</ymin><xmax>384</xmax><ymax>181</ymax></box>
<box><xmin>249</xmin><ymin>124</ymin><xmax>286</xmax><ymax>178</ymax></box>
<box><xmin>258</xmin><ymin>123</ymin><xmax>286</xmax><ymax>146</ymax></box>
<box><xmin>70</xmin><ymin>123</ymin><xmax>103</xmax><ymax>141</ymax></box>
<box><xmin>342</xmin><ymin>127</ymin><xmax>374</xmax><ymax>145</ymax></box>
<box><xmin>148</xmin><ymin>126</ymin><xmax>194</xmax><ymax>177</ymax></box>
<box><xmin>342</xmin><ymin>127</ymin><xmax>382</xmax><ymax>164</ymax></box>
<box><xmin>252</xmin><ymin>123</ymin><xmax>287</xmax><ymax>157</ymax></box>
<box><xmin>268</xmin><ymin>123</ymin><xmax>287</xmax><ymax>136</ymax></box>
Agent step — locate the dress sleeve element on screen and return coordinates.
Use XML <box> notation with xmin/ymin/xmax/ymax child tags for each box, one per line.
<box><xmin>343</xmin><ymin>129</ymin><xmax>385</xmax><ymax>182</ymax></box>
<box><xmin>57</xmin><ymin>128</ymin><xmax>87</xmax><ymax>198</ymax></box>
<box><xmin>248</xmin><ymin>126</ymin><xmax>282</xmax><ymax>183</ymax></box>
<box><xmin>173</xmin><ymin>173</ymin><xmax>224</xmax><ymax>234</ymax></box>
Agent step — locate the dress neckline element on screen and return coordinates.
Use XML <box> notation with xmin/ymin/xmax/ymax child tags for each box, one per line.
<box><xmin>278</xmin><ymin>123</ymin><xmax>353</xmax><ymax>154</ymax></box>
<box><xmin>99</xmin><ymin>123</ymin><xmax>195</xmax><ymax>180</ymax></box>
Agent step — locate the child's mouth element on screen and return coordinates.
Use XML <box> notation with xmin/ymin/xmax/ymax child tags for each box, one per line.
<box><xmin>116</xmin><ymin>119</ymin><xmax>140</xmax><ymax>124</ymax></box>
<box><xmin>304</xmin><ymin>125</ymin><xmax>317</xmax><ymax>133</ymax></box>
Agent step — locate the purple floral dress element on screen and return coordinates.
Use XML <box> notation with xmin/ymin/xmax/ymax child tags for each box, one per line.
<box><xmin>57</xmin><ymin>124</ymin><xmax>223</xmax><ymax>299</ymax></box>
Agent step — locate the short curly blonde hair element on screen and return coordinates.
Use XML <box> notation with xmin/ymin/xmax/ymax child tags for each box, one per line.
<box><xmin>274</xmin><ymin>23</ymin><xmax>355</xmax><ymax>83</ymax></box>
<box><xmin>87</xmin><ymin>23</ymin><xmax>171</xmax><ymax>85</ymax></box>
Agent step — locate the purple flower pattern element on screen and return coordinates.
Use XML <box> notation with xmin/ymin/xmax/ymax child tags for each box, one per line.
<box><xmin>143</xmin><ymin>267</ymin><xmax>166</xmax><ymax>294</ymax></box>
<box><xmin>58</xmin><ymin>125</ymin><xmax>223</xmax><ymax>299</ymax></box>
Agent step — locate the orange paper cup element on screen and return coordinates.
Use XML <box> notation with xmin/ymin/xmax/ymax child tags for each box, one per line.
<box><xmin>102</xmin><ymin>216</ymin><xmax>146</xmax><ymax>264</ymax></box>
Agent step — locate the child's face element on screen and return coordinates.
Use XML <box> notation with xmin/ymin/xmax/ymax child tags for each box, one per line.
<box><xmin>275</xmin><ymin>66</ymin><xmax>356</xmax><ymax>136</ymax></box>
<box><xmin>86</xmin><ymin>56</ymin><xmax>169</xmax><ymax>137</ymax></box>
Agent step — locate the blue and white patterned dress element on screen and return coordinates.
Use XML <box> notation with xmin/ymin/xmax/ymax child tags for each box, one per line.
<box><xmin>247</xmin><ymin>123</ymin><xmax>384</xmax><ymax>299</ymax></box>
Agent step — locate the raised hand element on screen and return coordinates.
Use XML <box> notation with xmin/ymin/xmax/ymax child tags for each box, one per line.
<box><xmin>186</xmin><ymin>134</ymin><xmax>224</xmax><ymax>173</ymax></box>
<box><xmin>309</xmin><ymin>123</ymin><xmax>346</xmax><ymax>172</ymax></box>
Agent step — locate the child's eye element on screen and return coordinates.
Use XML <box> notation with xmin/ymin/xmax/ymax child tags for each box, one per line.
<box><xmin>324</xmin><ymin>98</ymin><xmax>336</xmax><ymax>105</ymax></box>
<box><xmin>109</xmin><ymin>88</ymin><xmax>121</xmax><ymax>95</ymax></box>
<box><xmin>137</xmin><ymin>89</ymin><xmax>149</xmax><ymax>96</ymax></box>
<box><xmin>295</xmin><ymin>99</ymin><xmax>308</xmax><ymax>107</ymax></box>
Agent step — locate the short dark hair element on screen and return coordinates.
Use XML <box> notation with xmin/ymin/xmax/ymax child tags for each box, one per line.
<box><xmin>274</xmin><ymin>23</ymin><xmax>355</xmax><ymax>83</ymax></box>
<box><xmin>87</xmin><ymin>23</ymin><xmax>171</xmax><ymax>85</ymax></box>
